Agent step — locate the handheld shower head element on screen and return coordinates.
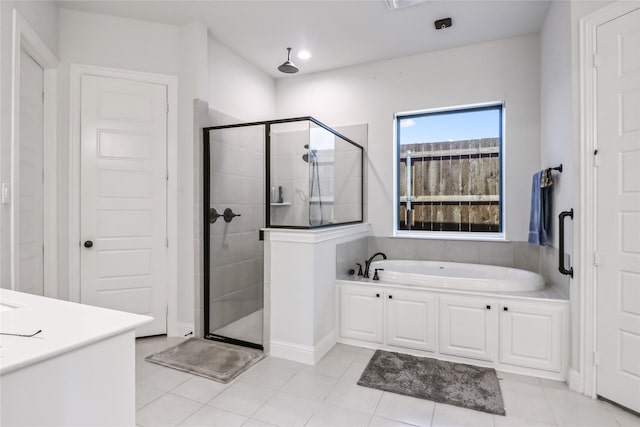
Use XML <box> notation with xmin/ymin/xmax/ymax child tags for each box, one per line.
<box><xmin>302</xmin><ymin>149</ymin><xmax>317</xmax><ymax>163</ymax></box>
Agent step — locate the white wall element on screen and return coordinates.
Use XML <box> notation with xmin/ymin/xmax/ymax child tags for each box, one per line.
<box><xmin>540</xmin><ymin>1</ymin><xmax>573</xmax><ymax>250</ymax></box>
<box><xmin>276</xmin><ymin>34</ymin><xmax>541</xmax><ymax>241</ymax></box>
<box><xmin>539</xmin><ymin>0</ymin><xmax>576</xmax><ymax>377</ymax></box>
<box><xmin>208</xmin><ymin>36</ymin><xmax>276</xmax><ymax>122</ymax></box>
<box><xmin>57</xmin><ymin>9</ymin><xmax>199</xmax><ymax>326</ymax></box>
<box><xmin>0</xmin><ymin>1</ymin><xmax>58</xmax><ymax>288</ymax></box>
<box><xmin>177</xmin><ymin>21</ymin><xmax>209</xmax><ymax>329</ymax></box>
<box><xmin>539</xmin><ymin>0</ymin><xmax>614</xmax><ymax>389</ymax></box>
<box><xmin>54</xmin><ymin>9</ymin><xmax>276</xmax><ymax>332</ymax></box>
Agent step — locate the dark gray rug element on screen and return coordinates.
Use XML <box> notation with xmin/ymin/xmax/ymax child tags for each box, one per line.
<box><xmin>358</xmin><ymin>350</ymin><xmax>505</xmax><ymax>416</ymax></box>
<box><xmin>145</xmin><ymin>338</ymin><xmax>265</xmax><ymax>383</ymax></box>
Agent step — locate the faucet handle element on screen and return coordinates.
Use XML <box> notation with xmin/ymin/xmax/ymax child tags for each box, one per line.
<box><xmin>356</xmin><ymin>263</ymin><xmax>363</xmax><ymax>276</ymax></box>
<box><xmin>373</xmin><ymin>268</ymin><xmax>385</xmax><ymax>281</ymax></box>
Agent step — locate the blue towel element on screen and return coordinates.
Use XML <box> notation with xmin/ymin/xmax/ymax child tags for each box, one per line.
<box><xmin>528</xmin><ymin>171</ymin><xmax>551</xmax><ymax>246</ymax></box>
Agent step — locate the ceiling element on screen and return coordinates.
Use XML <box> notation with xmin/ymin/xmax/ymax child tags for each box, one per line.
<box><xmin>57</xmin><ymin>0</ymin><xmax>551</xmax><ymax>78</ymax></box>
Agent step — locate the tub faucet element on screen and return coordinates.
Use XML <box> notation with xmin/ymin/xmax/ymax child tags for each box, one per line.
<box><xmin>364</xmin><ymin>252</ymin><xmax>387</xmax><ymax>279</ymax></box>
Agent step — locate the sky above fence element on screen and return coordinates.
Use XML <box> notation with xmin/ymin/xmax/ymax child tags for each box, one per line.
<box><xmin>399</xmin><ymin>107</ymin><xmax>501</xmax><ymax>145</ymax></box>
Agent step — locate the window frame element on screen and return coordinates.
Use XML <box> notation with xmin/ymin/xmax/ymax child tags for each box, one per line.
<box><xmin>393</xmin><ymin>101</ymin><xmax>506</xmax><ymax>241</ymax></box>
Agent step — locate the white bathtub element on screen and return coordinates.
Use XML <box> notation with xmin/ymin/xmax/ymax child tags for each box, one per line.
<box><xmin>369</xmin><ymin>260</ymin><xmax>545</xmax><ymax>292</ymax></box>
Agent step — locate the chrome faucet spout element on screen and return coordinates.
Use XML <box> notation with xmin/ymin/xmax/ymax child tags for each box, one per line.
<box><xmin>363</xmin><ymin>252</ymin><xmax>387</xmax><ymax>279</ymax></box>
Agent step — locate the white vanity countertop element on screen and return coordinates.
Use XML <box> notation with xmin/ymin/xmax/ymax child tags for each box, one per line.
<box><xmin>0</xmin><ymin>289</ymin><xmax>151</xmax><ymax>375</ymax></box>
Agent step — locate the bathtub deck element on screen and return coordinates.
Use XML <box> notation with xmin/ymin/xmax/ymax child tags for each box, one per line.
<box><xmin>336</xmin><ymin>275</ymin><xmax>569</xmax><ymax>301</ymax></box>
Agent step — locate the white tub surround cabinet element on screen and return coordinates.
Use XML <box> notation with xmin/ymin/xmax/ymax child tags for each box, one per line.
<box><xmin>338</xmin><ymin>280</ymin><xmax>569</xmax><ymax>380</ymax></box>
<box><xmin>0</xmin><ymin>289</ymin><xmax>151</xmax><ymax>426</ymax></box>
<box><xmin>265</xmin><ymin>223</ymin><xmax>370</xmax><ymax>365</ymax></box>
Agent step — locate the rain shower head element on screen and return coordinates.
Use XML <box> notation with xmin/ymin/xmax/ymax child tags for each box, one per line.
<box><xmin>278</xmin><ymin>48</ymin><xmax>299</xmax><ymax>74</ymax></box>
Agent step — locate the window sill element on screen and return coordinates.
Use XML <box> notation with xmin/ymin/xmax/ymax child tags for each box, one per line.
<box><xmin>392</xmin><ymin>230</ymin><xmax>508</xmax><ymax>242</ymax></box>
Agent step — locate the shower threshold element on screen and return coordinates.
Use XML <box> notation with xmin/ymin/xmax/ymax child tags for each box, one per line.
<box><xmin>207</xmin><ymin>309</ymin><xmax>263</xmax><ymax>350</ymax></box>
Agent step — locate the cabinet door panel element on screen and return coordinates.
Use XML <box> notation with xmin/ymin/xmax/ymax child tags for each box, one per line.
<box><xmin>340</xmin><ymin>286</ymin><xmax>383</xmax><ymax>343</ymax></box>
<box><xmin>386</xmin><ymin>290</ymin><xmax>436</xmax><ymax>352</ymax></box>
<box><xmin>439</xmin><ymin>296</ymin><xmax>496</xmax><ymax>361</ymax></box>
<box><xmin>500</xmin><ymin>302</ymin><xmax>563</xmax><ymax>372</ymax></box>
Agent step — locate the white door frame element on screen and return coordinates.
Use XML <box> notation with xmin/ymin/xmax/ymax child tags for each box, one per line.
<box><xmin>577</xmin><ymin>0</ymin><xmax>640</xmax><ymax>398</ymax></box>
<box><xmin>68</xmin><ymin>64</ymin><xmax>179</xmax><ymax>335</ymax></box>
<box><xmin>10</xmin><ymin>9</ymin><xmax>58</xmax><ymax>297</ymax></box>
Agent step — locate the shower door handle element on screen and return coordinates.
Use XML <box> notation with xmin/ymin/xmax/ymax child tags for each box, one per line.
<box><xmin>223</xmin><ymin>208</ymin><xmax>241</xmax><ymax>223</ymax></box>
<box><xmin>209</xmin><ymin>208</ymin><xmax>223</xmax><ymax>223</ymax></box>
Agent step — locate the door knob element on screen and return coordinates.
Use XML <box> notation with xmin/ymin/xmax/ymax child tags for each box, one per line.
<box><xmin>84</xmin><ymin>240</ymin><xmax>93</xmax><ymax>248</ymax></box>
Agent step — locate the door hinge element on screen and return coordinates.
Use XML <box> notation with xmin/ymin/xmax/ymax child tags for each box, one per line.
<box><xmin>166</xmin><ymin>170</ymin><xmax>169</xmax><ymax>181</ymax></box>
<box><xmin>594</xmin><ymin>149</ymin><xmax>600</xmax><ymax>167</ymax></box>
<box><xmin>166</xmin><ymin>103</ymin><xmax>169</xmax><ymax>114</ymax></box>
<box><xmin>594</xmin><ymin>351</ymin><xmax>600</xmax><ymax>366</ymax></box>
<box><xmin>42</xmin><ymin>92</ymin><xmax>45</xmax><ymax>103</ymax></box>
<box><xmin>593</xmin><ymin>53</ymin><xmax>600</xmax><ymax>68</ymax></box>
<box><xmin>593</xmin><ymin>252</ymin><xmax>599</xmax><ymax>266</ymax></box>
<box><xmin>165</xmin><ymin>237</ymin><xmax>169</xmax><ymax>248</ymax></box>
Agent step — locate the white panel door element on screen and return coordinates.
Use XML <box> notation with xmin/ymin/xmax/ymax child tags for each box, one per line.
<box><xmin>386</xmin><ymin>289</ymin><xmax>436</xmax><ymax>352</ymax></box>
<box><xmin>17</xmin><ymin>49</ymin><xmax>44</xmax><ymax>295</ymax></box>
<box><xmin>340</xmin><ymin>285</ymin><xmax>383</xmax><ymax>343</ymax></box>
<box><xmin>80</xmin><ymin>75</ymin><xmax>168</xmax><ymax>337</ymax></box>
<box><xmin>439</xmin><ymin>296</ymin><xmax>496</xmax><ymax>361</ymax></box>
<box><xmin>596</xmin><ymin>7</ymin><xmax>640</xmax><ymax>413</ymax></box>
<box><xmin>499</xmin><ymin>301</ymin><xmax>563</xmax><ymax>372</ymax></box>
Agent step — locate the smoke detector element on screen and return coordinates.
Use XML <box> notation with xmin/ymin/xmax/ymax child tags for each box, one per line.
<box><xmin>434</xmin><ymin>17</ymin><xmax>453</xmax><ymax>30</ymax></box>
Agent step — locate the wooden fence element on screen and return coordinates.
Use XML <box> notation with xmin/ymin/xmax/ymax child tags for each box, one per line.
<box><xmin>399</xmin><ymin>138</ymin><xmax>501</xmax><ymax>232</ymax></box>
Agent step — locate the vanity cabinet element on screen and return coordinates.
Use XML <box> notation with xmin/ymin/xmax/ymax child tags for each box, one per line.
<box><xmin>499</xmin><ymin>301</ymin><xmax>564</xmax><ymax>372</ymax></box>
<box><xmin>439</xmin><ymin>296</ymin><xmax>497</xmax><ymax>362</ymax></box>
<box><xmin>340</xmin><ymin>284</ymin><xmax>383</xmax><ymax>343</ymax></box>
<box><xmin>385</xmin><ymin>289</ymin><xmax>436</xmax><ymax>352</ymax></box>
<box><xmin>337</xmin><ymin>280</ymin><xmax>569</xmax><ymax>379</ymax></box>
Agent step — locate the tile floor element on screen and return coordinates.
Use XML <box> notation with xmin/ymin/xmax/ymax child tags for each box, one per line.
<box><xmin>212</xmin><ymin>310</ymin><xmax>263</xmax><ymax>345</ymax></box>
<box><xmin>136</xmin><ymin>336</ymin><xmax>640</xmax><ymax>427</ymax></box>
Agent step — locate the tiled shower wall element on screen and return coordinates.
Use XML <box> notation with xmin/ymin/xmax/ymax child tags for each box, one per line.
<box><xmin>270</xmin><ymin>124</ymin><xmax>367</xmax><ymax>227</ymax></box>
<box><xmin>270</xmin><ymin>128</ymin><xmax>310</xmax><ymax>227</ymax></box>
<box><xmin>194</xmin><ymin>100</ymin><xmax>264</xmax><ymax>337</ymax></box>
<box><xmin>208</xmin><ymin>125</ymin><xmax>264</xmax><ymax>333</ymax></box>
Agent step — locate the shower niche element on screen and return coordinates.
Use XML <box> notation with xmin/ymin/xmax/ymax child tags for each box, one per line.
<box><xmin>203</xmin><ymin>117</ymin><xmax>363</xmax><ymax>350</ymax></box>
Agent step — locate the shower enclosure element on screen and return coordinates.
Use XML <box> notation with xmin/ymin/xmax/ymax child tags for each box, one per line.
<box><xmin>203</xmin><ymin>117</ymin><xmax>363</xmax><ymax>349</ymax></box>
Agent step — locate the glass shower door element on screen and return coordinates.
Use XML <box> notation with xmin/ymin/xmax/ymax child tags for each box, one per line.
<box><xmin>204</xmin><ymin>124</ymin><xmax>265</xmax><ymax>349</ymax></box>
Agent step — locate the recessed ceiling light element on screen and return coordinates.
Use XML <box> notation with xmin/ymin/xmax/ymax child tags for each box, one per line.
<box><xmin>298</xmin><ymin>50</ymin><xmax>312</xmax><ymax>60</ymax></box>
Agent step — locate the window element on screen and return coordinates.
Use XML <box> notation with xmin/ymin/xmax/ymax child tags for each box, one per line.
<box><xmin>395</xmin><ymin>103</ymin><xmax>503</xmax><ymax>236</ymax></box>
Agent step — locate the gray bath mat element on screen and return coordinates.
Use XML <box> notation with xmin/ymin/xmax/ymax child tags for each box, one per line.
<box><xmin>145</xmin><ymin>338</ymin><xmax>265</xmax><ymax>383</ymax></box>
<box><xmin>358</xmin><ymin>350</ymin><xmax>505</xmax><ymax>416</ymax></box>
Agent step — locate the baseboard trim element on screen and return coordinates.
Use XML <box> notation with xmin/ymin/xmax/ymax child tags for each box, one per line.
<box><xmin>271</xmin><ymin>331</ymin><xmax>337</xmax><ymax>366</ymax></box>
<box><xmin>312</xmin><ymin>330</ymin><xmax>336</xmax><ymax>364</ymax></box>
<box><xmin>176</xmin><ymin>322</ymin><xmax>194</xmax><ymax>338</ymax></box>
<box><xmin>270</xmin><ymin>340</ymin><xmax>315</xmax><ymax>365</ymax></box>
<box><xmin>569</xmin><ymin>368</ymin><xmax>583</xmax><ymax>393</ymax></box>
